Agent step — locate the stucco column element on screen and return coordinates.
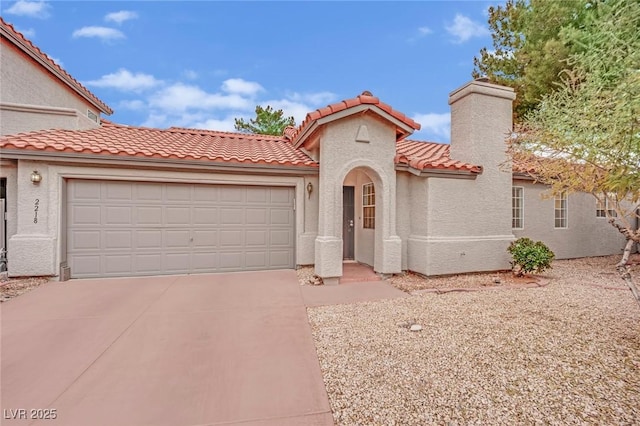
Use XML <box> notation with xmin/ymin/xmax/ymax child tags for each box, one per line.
<box><xmin>8</xmin><ymin>161</ymin><xmax>57</xmax><ymax>276</ymax></box>
<box><xmin>314</xmin><ymin>168</ymin><xmax>343</xmax><ymax>285</ymax></box>
<box><xmin>374</xmin><ymin>169</ymin><xmax>402</xmax><ymax>275</ymax></box>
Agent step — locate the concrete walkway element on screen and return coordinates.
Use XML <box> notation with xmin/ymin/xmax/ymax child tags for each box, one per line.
<box><xmin>1</xmin><ymin>271</ymin><xmax>333</xmax><ymax>426</ymax></box>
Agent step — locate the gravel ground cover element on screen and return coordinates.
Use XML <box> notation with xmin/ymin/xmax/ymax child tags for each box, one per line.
<box><xmin>297</xmin><ymin>266</ymin><xmax>323</xmax><ymax>285</ymax></box>
<box><xmin>389</xmin><ymin>270</ymin><xmax>539</xmax><ymax>292</ymax></box>
<box><xmin>308</xmin><ymin>255</ymin><xmax>640</xmax><ymax>425</ymax></box>
<box><xmin>0</xmin><ymin>276</ymin><xmax>50</xmax><ymax>302</ymax></box>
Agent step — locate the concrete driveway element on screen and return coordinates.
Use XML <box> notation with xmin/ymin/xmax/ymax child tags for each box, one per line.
<box><xmin>1</xmin><ymin>271</ymin><xmax>333</xmax><ymax>426</ymax></box>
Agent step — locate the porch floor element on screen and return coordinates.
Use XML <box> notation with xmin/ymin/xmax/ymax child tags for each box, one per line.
<box><xmin>339</xmin><ymin>262</ymin><xmax>381</xmax><ymax>284</ymax></box>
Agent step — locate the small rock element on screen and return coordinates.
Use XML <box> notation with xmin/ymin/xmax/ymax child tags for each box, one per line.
<box><xmin>410</xmin><ymin>324</ymin><xmax>422</xmax><ymax>332</ymax></box>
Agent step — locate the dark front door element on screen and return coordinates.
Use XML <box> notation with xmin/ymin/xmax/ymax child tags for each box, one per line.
<box><xmin>343</xmin><ymin>186</ymin><xmax>355</xmax><ymax>260</ymax></box>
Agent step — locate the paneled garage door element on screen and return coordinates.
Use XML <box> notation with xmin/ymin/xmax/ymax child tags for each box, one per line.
<box><xmin>66</xmin><ymin>180</ymin><xmax>295</xmax><ymax>278</ymax></box>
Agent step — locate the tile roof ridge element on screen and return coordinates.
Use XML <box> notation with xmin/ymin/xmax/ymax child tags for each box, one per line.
<box><xmin>166</xmin><ymin>127</ymin><xmax>286</xmax><ymax>141</ymax></box>
<box><xmin>0</xmin><ymin>17</ymin><xmax>113</xmax><ymax>115</ymax></box>
<box><xmin>400</xmin><ymin>138</ymin><xmax>448</xmax><ymax>146</ymax></box>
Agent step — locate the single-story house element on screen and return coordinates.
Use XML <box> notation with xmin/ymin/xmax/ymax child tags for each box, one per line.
<box><xmin>0</xmin><ymin>18</ymin><xmax>627</xmax><ymax>283</ymax></box>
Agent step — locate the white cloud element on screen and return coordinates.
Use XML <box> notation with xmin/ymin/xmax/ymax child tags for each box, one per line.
<box><xmin>105</xmin><ymin>10</ymin><xmax>138</xmax><ymax>24</ymax></box>
<box><xmin>16</xmin><ymin>27</ymin><xmax>36</xmax><ymax>38</ymax></box>
<box><xmin>114</xmin><ymin>76</ymin><xmax>334</xmax><ymax>132</ymax></box>
<box><xmin>287</xmin><ymin>91</ymin><xmax>337</xmax><ymax>106</ymax></box>
<box><xmin>72</xmin><ymin>26</ymin><xmax>125</xmax><ymax>41</ymax></box>
<box><xmin>141</xmin><ymin>111</ymin><xmax>237</xmax><ymax>132</ymax></box>
<box><xmin>407</xmin><ymin>25</ymin><xmax>433</xmax><ymax>43</ymax></box>
<box><xmin>140</xmin><ymin>113</ymin><xmax>168</xmax><ymax>129</ymax></box>
<box><xmin>150</xmin><ymin>83</ymin><xmax>253</xmax><ymax>112</ymax></box>
<box><xmin>118</xmin><ymin>100</ymin><xmax>146</xmax><ymax>111</ymax></box>
<box><xmin>259</xmin><ymin>99</ymin><xmax>311</xmax><ymax>125</ymax></box>
<box><xmin>183</xmin><ymin>69</ymin><xmax>198</xmax><ymax>80</ymax></box>
<box><xmin>190</xmin><ymin>117</ymin><xmax>238</xmax><ymax>132</ymax></box>
<box><xmin>445</xmin><ymin>14</ymin><xmax>489</xmax><ymax>43</ymax></box>
<box><xmin>412</xmin><ymin>113</ymin><xmax>451</xmax><ymax>141</ymax></box>
<box><xmin>220</xmin><ymin>78</ymin><xmax>264</xmax><ymax>96</ymax></box>
<box><xmin>5</xmin><ymin>0</ymin><xmax>51</xmax><ymax>18</ymax></box>
<box><xmin>85</xmin><ymin>69</ymin><xmax>162</xmax><ymax>92</ymax></box>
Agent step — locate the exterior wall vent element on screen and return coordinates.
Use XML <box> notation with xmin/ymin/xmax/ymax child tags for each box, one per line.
<box><xmin>87</xmin><ymin>110</ymin><xmax>98</xmax><ymax>123</ymax></box>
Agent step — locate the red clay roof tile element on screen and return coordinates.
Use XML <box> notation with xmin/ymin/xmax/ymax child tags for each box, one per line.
<box><xmin>0</xmin><ymin>17</ymin><xmax>113</xmax><ymax>115</ymax></box>
<box><xmin>0</xmin><ymin>121</ymin><xmax>479</xmax><ymax>173</ymax></box>
<box><xmin>0</xmin><ymin>122</ymin><xmax>318</xmax><ymax>168</ymax></box>
<box><xmin>395</xmin><ymin>139</ymin><xmax>481</xmax><ymax>173</ymax></box>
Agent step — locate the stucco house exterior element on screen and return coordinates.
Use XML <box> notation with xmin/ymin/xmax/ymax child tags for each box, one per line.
<box><xmin>0</xmin><ymin>19</ymin><xmax>627</xmax><ymax>283</ymax></box>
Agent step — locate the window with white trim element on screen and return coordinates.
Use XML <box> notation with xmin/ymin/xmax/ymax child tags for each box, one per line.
<box><xmin>362</xmin><ymin>183</ymin><xmax>375</xmax><ymax>229</ymax></box>
<box><xmin>554</xmin><ymin>192</ymin><xmax>568</xmax><ymax>228</ymax></box>
<box><xmin>512</xmin><ymin>186</ymin><xmax>524</xmax><ymax>229</ymax></box>
<box><xmin>596</xmin><ymin>195</ymin><xmax>617</xmax><ymax>218</ymax></box>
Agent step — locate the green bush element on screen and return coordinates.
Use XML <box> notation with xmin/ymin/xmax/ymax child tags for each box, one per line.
<box><xmin>507</xmin><ymin>237</ymin><xmax>555</xmax><ymax>276</ymax></box>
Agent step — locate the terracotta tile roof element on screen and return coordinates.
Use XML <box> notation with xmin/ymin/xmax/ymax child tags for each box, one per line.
<box><xmin>395</xmin><ymin>139</ymin><xmax>481</xmax><ymax>173</ymax></box>
<box><xmin>291</xmin><ymin>92</ymin><xmax>421</xmax><ymax>143</ymax></box>
<box><xmin>0</xmin><ymin>17</ymin><xmax>113</xmax><ymax>115</ymax></box>
<box><xmin>0</xmin><ymin>122</ymin><xmax>318</xmax><ymax>168</ymax></box>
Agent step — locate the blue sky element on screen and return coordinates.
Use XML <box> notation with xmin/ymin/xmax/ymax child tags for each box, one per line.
<box><xmin>2</xmin><ymin>1</ymin><xmax>499</xmax><ymax>142</ymax></box>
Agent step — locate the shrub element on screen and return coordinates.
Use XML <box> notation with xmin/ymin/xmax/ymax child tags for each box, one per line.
<box><xmin>507</xmin><ymin>237</ymin><xmax>555</xmax><ymax>276</ymax></box>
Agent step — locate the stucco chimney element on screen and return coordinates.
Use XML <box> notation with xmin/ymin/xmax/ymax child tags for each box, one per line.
<box><xmin>448</xmin><ymin>79</ymin><xmax>515</xmax><ymax>170</ymax></box>
<box><xmin>436</xmin><ymin>79</ymin><xmax>517</xmax><ymax>273</ymax></box>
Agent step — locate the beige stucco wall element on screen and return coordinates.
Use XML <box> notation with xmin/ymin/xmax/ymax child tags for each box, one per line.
<box><xmin>512</xmin><ymin>180</ymin><xmax>627</xmax><ymax>259</ymax></box>
<box><xmin>6</xmin><ymin>159</ymin><xmax>313</xmax><ymax>277</ymax></box>
<box><xmin>395</xmin><ymin>172</ymin><xmax>412</xmax><ymax>271</ymax></box>
<box><xmin>315</xmin><ymin>113</ymin><xmax>402</xmax><ymax>282</ymax></box>
<box><xmin>0</xmin><ymin>42</ymin><xmax>100</xmax><ymax>135</ymax></box>
<box><xmin>0</xmin><ymin>105</ymin><xmax>99</xmax><ymax>136</ymax></box>
<box><xmin>298</xmin><ymin>174</ymin><xmax>319</xmax><ymax>265</ymax></box>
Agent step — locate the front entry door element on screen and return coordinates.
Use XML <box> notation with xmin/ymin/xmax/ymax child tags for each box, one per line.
<box><xmin>343</xmin><ymin>186</ymin><xmax>355</xmax><ymax>260</ymax></box>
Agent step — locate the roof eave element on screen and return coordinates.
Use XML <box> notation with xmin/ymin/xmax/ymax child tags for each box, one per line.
<box><xmin>512</xmin><ymin>171</ymin><xmax>536</xmax><ymax>181</ymax></box>
<box><xmin>395</xmin><ymin>164</ymin><xmax>480</xmax><ymax>179</ymax></box>
<box><xmin>0</xmin><ymin>149</ymin><xmax>319</xmax><ymax>175</ymax></box>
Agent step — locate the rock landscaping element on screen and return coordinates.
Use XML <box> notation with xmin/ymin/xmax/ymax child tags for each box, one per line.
<box><xmin>308</xmin><ymin>255</ymin><xmax>640</xmax><ymax>425</ymax></box>
<box><xmin>0</xmin><ymin>276</ymin><xmax>50</xmax><ymax>302</ymax></box>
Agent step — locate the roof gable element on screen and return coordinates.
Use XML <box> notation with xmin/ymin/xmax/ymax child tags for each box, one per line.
<box><xmin>287</xmin><ymin>92</ymin><xmax>421</xmax><ymax>148</ymax></box>
<box><xmin>0</xmin><ymin>17</ymin><xmax>113</xmax><ymax>115</ymax></box>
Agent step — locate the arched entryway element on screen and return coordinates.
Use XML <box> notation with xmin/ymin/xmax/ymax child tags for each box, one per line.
<box><xmin>342</xmin><ymin>167</ymin><xmax>377</xmax><ymax>266</ymax></box>
<box><xmin>314</xmin><ymin>158</ymin><xmax>401</xmax><ymax>284</ymax></box>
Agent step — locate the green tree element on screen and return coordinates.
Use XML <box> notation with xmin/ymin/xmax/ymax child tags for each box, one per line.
<box><xmin>234</xmin><ymin>105</ymin><xmax>295</xmax><ymax>136</ymax></box>
<box><xmin>473</xmin><ymin>0</ymin><xmax>589</xmax><ymax>120</ymax></box>
<box><xmin>510</xmin><ymin>0</ymin><xmax>640</xmax><ymax>301</ymax></box>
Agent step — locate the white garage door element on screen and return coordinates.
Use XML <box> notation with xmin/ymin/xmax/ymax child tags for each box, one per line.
<box><xmin>66</xmin><ymin>180</ymin><xmax>295</xmax><ymax>278</ymax></box>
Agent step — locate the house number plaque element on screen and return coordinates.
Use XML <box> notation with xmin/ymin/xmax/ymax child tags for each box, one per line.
<box><xmin>34</xmin><ymin>199</ymin><xmax>39</xmax><ymax>224</ymax></box>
